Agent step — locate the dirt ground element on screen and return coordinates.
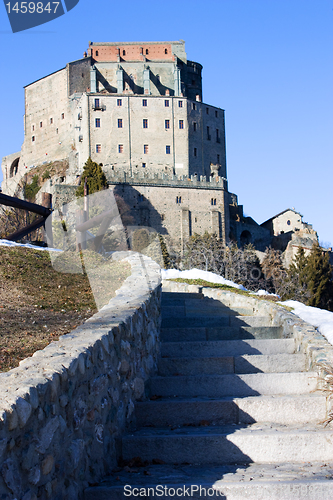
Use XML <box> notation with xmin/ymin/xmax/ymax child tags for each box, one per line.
<box><xmin>0</xmin><ymin>246</ymin><xmax>131</xmax><ymax>372</ymax></box>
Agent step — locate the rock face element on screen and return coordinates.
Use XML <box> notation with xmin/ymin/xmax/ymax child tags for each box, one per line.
<box><xmin>0</xmin><ymin>252</ymin><xmax>161</xmax><ymax>499</ymax></box>
<box><xmin>85</xmin><ymin>281</ymin><xmax>333</xmax><ymax>500</ymax></box>
<box><xmin>282</xmin><ymin>228</ymin><xmax>318</xmax><ymax>267</ymax></box>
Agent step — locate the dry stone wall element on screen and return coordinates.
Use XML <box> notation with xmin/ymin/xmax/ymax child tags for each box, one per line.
<box><xmin>0</xmin><ymin>253</ymin><xmax>161</xmax><ymax>500</ymax></box>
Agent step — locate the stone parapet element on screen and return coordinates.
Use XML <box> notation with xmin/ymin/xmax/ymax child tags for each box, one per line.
<box><xmin>0</xmin><ymin>253</ymin><xmax>161</xmax><ymax>499</ymax></box>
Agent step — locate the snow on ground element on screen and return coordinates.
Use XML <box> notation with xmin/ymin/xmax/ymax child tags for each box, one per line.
<box><xmin>161</xmin><ymin>268</ymin><xmax>247</xmax><ymax>290</ymax></box>
<box><xmin>0</xmin><ymin>239</ymin><xmax>62</xmax><ymax>252</ymax></box>
<box><xmin>281</xmin><ymin>300</ymin><xmax>333</xmax><ymax>346</ymax></box>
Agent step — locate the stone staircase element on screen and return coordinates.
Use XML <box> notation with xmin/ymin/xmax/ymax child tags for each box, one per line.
<box><xmin>85</xmin><ymin>290</ymin><xmax>333</xmax><ymax>499</ymax></box>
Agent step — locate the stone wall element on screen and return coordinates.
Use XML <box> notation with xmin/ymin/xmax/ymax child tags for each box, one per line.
<box><xmin>0</xmin><ymin>253</ymin><xmax>161</xmax><ymax>500</ymax></box>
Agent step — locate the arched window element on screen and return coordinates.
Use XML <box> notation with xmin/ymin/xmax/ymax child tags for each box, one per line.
<box><xmin>9</xmin><ymin>158</ymin><xmax>20</xmax><ymax>178</ymax></box>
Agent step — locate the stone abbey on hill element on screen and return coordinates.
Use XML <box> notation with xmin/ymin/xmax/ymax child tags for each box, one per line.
<box><xmin>1</xmin><ymin>40</ymin><xmax>274</xmax><ymax>249</ymax></box>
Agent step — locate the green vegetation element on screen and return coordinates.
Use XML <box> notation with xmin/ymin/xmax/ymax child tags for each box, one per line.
<box><xmin>76</xmin><ymin>157</ymin><xmax>108</xmax><ymax>197</ymax></box>
<box><xmin>24</xmin><ymin>174</ymin><xmax>40</xmax><ymax>202</ymax></box>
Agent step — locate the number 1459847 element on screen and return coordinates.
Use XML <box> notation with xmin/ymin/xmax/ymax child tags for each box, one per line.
<box><xmin>6</xmin><ymin>2</ymin><xmax>60</xmax><ymax>13</ymax></box>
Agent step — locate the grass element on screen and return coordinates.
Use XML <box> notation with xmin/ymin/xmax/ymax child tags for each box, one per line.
<box><xmin>0</xmin><ymin>246</ymin><xmax>131</xmax><ymax>372</ymax></box>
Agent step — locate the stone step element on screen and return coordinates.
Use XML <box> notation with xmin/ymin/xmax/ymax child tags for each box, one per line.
<box><xmin>161</xmin><ymin>338</ymin><xmax>296</xmax><ymax>357</ymax></box>
<box><xmin>161</xmin><ymin>316</ymin><xmax>273</xmax><ymax>329</ymax></box>
<box><xmin>157</xmin><ymin>353</ymin><xmax>307</xmax><ymax>375</ymax></box>
<box><xmin>84</xmin><ymin>462</ymin><xmax>333</xmax><ymax>500</ymax></box>
<box><xmin>149</xmin><ymin>371</ymin><xmax>318</xmax><ymax>398</ymax></box>
<box><xmin>161</xmin><ymin>326</ymin><xmax>283</xmax><ymax>342</ymax></box>
<box><xmin>161</xmin><ymin>292</ymin><xmax>204</xmax><ymax>301</ymax></box>
<box><xmin>135</xmin><ymin>393</ymin><xmax>328</xmax><ymax>427</ymax></box>
<box><xmin>121</xmin><ymin>423</ymin><xmax>333</xmax><ymax>465</ymax></box>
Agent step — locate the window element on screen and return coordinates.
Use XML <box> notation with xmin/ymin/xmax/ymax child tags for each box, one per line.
<box><xmin>216</xmin><ymin>128</ymin><xmax>220</xmax><ymax>143</ymax></box>
<box><xmin>206</xmin><ymin>107</ymin><xmax>209</xmax><ymax>115</ymax></box>
<box><xmin>32</xmin><ymin>136</ymin><xmax>35</xmax><ymax>142</ymax></box>
<box><xmin>178</xmin><ymin>101</ymin><xmax>183</xmax><ymax>108</ymax></box>
<box><xmin>176</xmin><ymin>196</ymin><xmax>182</xmax><ymax>204</ymax></box>
<box><xmin>40</xmin><ymin>121</ymin><xmax>42</xmax><ymax>128</ymax></box>
<box><xmin>207</xmin><ymin>126</ymin><xmax>211</xmax><ymax>140</ymax></box>
<box><xmin>193</xmin><ymin>103</ymin><xmax>196</xmax><ymax>110</ymax></box>
<box><xmin>61</xmin><ymin>113</ymin><xmax>65</xmax><ymax>119</ymax></box>
<box><xmin>122</xmin><ymin>50</ymin><xmax>126</xmax><ymax>56</ymax></box>
<box><xmin>118</xmin><ymin>144</ymin><xmax>123</xmax><ymax>153</ymax></box>
<box><xmin>166</xmin><ymin>145</ymin><xmax>171</xmax><ymax>154</ymax></box>
<box><xmin>50</xmin><ymin>118</ymin><xmax>53</xmax><ymax>125</ymax></box>
<box><xmin>117</xmin><ymin>99</ymin><xmax>122</xmax><ymax>106</ymax></box>
<box><xmin>287</xmin><ymin>220</ymin><xmax>291</xmax><ymax>225</ymax></box>
<box><xmin>164</xmin><ymin>100</ymin><xmax>169</xmax><ymax>107</ymax></box>
<box><xmin>95</xmin><ymin>118</ymin><xmax>101</xmax><ymax>127</ymax></box>
<box><xmin>165</xmin><ymin>119</ymin><xmax>170</xmax><ymax>129</ymax></box>
<box><xmin>142</xmin><ymin>99</ymin><xmax>147</xmax><ymax>107</ymax></box>
<box><xmin>118</xmin><ymin>118</ymin><xmax>123</xmax><ymax>128</ymax></box>
<box><xmin>193</xmin><ymin>122</ymin><xmax>197</xmax><ymax>132</ymax></box>
<box><xmin>165</xmin><ymin>48</ymin><xmax>168</xmax><ymax>54</ymax></box>
<box><xmin>192</xmin><ymin>80</ymin><xmax>196</xmax><ymax>86</ymax></box>
<box><xmin>146</xmin><ymin>49</ymin><xmax>149</xmax><ymax>55</ymax></box>
<box><xmin>144</xmin><ymin>145</ymin><xmax>149</xmax><ymax>154</ymax></box>
<box><xmin>215</xmin><ymin>110</ymin><xmax>218</xmax><ymax>118</ymax></box>
<box><xmin>32</xmin><ymin>125</ymin><xmax>35</xmax><ymax>131</ymax></box>
<box><xmin>179</xmin><ymin>120</ymin><xmax>184</xmax><ymax>129</ymax></box>
<box><xmin>142</xmin><ymin>163</ymin><xmax>146</xmax><ymax>168</ymax></box>
<box><xmin>217</xmin><ymin>154</ymin><xmax>220</xmax><ymax>163</ymax></box>
<box><xmin>143</xmin><ymin>119</ymin><xmax>148</xmax><ymax>128</ymax></box>
<box><xmin>211</xmin><ymin>198</ymin><xmax>216</xmax><ymax>206</ymax></box>
<box><xmin>194</xmin><ymin>147</ymin><xmax>197</xmax><ymax>157</ymax></box>
<box><xmin>95</xmin><ymin>50</ymin><xmax>99</xmax><ymax>57</ymax></box>
<box><xmin>96</xmin><ymin>144</ymin><xmax>101</xmax><ymax>153</ymax></box>
<box><xmin>94</xmin><ymin>98</ymin><xmax>100</xmax><ymax>108</ymax></box>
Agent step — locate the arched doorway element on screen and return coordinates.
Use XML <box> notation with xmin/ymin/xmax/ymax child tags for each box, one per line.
<box><xmin>9</xmin><ymin>158</ymin><xmax>20</xmax><ymax>178</ymax></box>
<box><xmin>240</xmin><ymin>230</ymin><xmax>252</xmax><ymax>247</ymax></box>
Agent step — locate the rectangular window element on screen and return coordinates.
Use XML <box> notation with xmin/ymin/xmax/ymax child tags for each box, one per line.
<box><xmin>165</xmin><ymin>119</ymin><xmax>170</xmax><ymax>129</ymax></box>
<box><xmin>207</xmin><ymin>126</ymin><xmax>211</xmax><ymax>140</ymax></box>
<box><xmin>142</xmin><ymin>99</ymin><xmax>147</xmax><ymax>107</ymax></box>
<box><xmin>117</xmin><ymin>99</ymin><xmax>122</xmax><ymax>106</ymax></box>
<box><xmin>40</xmin><ymin>121</ymin><xmax>42</xmax><ymax>128</ymax></box>
<box><xmin>96</xmin><ymin>144</ymin><xmax>101</xmax><ymax>153</ymax></box>
<box><xmin>118</xmin><ymin>118</ymin><xmax>123</xmax><ymax>128</ymax></box>
<box><xmin>193</xmin><ymin>122</ymin><xmax>197</xmax><ymax>132</ymax></box>
<box><xmin>193</xmin><ymin>103</ymin><xmax>196</xmax><ymax>110</ymax></box>
<box><xmin>179</xmin><ymin>120</ymin><xmax>184</xmax><ymax>129</ymax></box>
<box><xmin>215</xmin><ymin>110</ymin><xmax>218</xmax><ymax>118</ymax></box>
<box><xmin>216</xmin><ymin>128</ymin><xmax>220</xmax><ymax>143</ymax></box>
<box><xmin>118</xmin><ymin>144</ymin><xmax>123</xmax><ymax>153</ymax></box>
<box><xmin>95</xmin><ymin>118</ymin><xmax>101</xmax><ymax>128</ymax></box>
<box><xmin>217</xmin><ymin>154</ymin><xmax>220</xmax><ymax>163</ymax></box>
<box><xmin>194</xmin><ymin>147</ymin><xmax>197</xmax><ymax>157</ymax></box>
<box><xmin>178</xmin><ymin>100</ymin><xmax>183</xmax><ymax>108</ymax></box>
<box><xmin>32</xmin><ymin>125</ymin><xmax>35</xmax><ymax>131</ymax></box>
<box><xmin>32</xmin><ymin>136</ymin><xmax>35</xmax><ymax>142</ymax></box>
<box><xmin>61</xmin><ymin>113</ymin><xmax>65</xmax><ymax>119</ymax></box>
<box><xmin>94</xmin><ymin>99</ymin><xmax>100</xmax><ymax>108</ymax></box>
<box><xmin>166</xmin><ymin>145</ymin><xmax>171</xmax><ymax>154</ymax></box>
<box><xmin>164</xmin><ymin>100</ymin><xmax>169</xmax><ymax>107</ymax></box>
<box><xmin>142</xmin><ymin>163</ymin><xmax>146</xmax><ymax>168</ymax></box>
<box><xmin>144</xmin><ymin>145</ymin><xmax>149</xmax><ymax>154</ymax></box>
<box><xmin>143</xmin><ymin>119</ymin><xmax>148</xmax><ymax>128</ymax></box>
<box><xmin>206</xmin><ymin>107</ymin><xmax>209</xmax><ymax>114</ymax></box>
<box><xmin>50</xmin><ymin>118</ymin><xmax>53</xmax><ymax>125</ymax></box>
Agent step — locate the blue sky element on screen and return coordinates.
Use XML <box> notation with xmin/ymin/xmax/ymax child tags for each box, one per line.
<box><xmin>1</xmin><ymin>0</ymin><xmax>332</xmax><ymax>245</ymax></box>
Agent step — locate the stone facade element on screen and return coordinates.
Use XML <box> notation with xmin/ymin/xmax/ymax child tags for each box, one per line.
<box><xmin>0</xmin><ymin>252</ymin><xmax>161</xmax><ymax>499</ymax></box>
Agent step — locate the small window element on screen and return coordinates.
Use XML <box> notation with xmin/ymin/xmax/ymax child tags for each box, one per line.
<box><xmin>193</xmin><ymin>103</ymin><xmax>196</xmax><ymax>110</ymax></box>
<box><xmin>216</xmin><ymin>128</ymin><xmax>220</xmax><ymax>142</ymax></box>
<box><xmin>56</xmin><ymin>128</ymin><xmax>58</xmax><ymax>134</ymax></box>
<box><xmin>179</xmin><ymin>120</ymin><xmax>184</xmax><ymax>129</ymax></box>
<box><xmin>117</xmin><ymin>99</ymin><xmax>122</xmax><ymax>107</ymax></box>
<box><xmin>50</xmin><ymin>118</ymin><xmax>53</xmax><ymax>125</ymax></box>
<box><xmin>142</xmin><ymin>163</ymin><xmax>146</xmax><ymax>168</ymax></box>
<box><xmin>118</xmin><ymin>118</ymin><xmax>123</xmax><ymax>128</ymax></box>
<box><xmin>211</xmin><ymin>198</ymin><xmax>217</xmax><ymax>206</ymax></box>
<box><xmin>118</xmin><ymin>144</ymin><xmax>123</xmax><ymax>153</ymax></box>
<box><xmin>96</xmin><ymin>144</ymin><xmax>101</xmax><ymax>153</ymax></box>
<box><xmin>217</xmin><ymin>154</ymin><xmax>220</xmax><ymax>163</ymax></box>
<box><xmin>287</xmin><ymin>220</ymin><xmax>291</xmax><ymax>225</ymax></box>
<box><xmin>176</xmin><ymin>196</ymin><xmax>182</xmax><ymax>204</ymax></box>
<box><xmin>95</xmin><ymin>50</ymin><xmax>99</xmax><ymax>57</ymax></box>
<box><xmin>166</xmin><ymin>145</ymin><xmax>171</xmax><ymax>154</ymax></box>
<box><xmin>95</xmin><ymin>98</ymin><xmax>100</xmax><ymax>108</ymax></box>
<box><xmin>142</xmin><ymin>99</ymin><xmax>147</xmax><ymax>107</ymax></box>
<box><xmin>194</xmin><ymin>147</ymin><xmax>197</xmax><ymax>157</ymax></box>
<box><xmin>40</xmin><ymin>121</ymin><xmax>42</xmax><ymax>128</ymax></box>
<box><xmin>164</xmin><ymin>48</ymin><xmax>168</xmax><ymax>54</ymax></box>
<box><xmin>193</xmin><ymin>122</ymin><xmax>197</xmax><ymax>132</ymax></box>
<box><xmin>165</xmin><ymin>119</ymin><xmax>170</xmax><ymax>129</ymax></box>
<box><xmin>95</xmin><ymin>118</ymin><xmax>101</xmax><ymax>127</ymax></box>
<box><xmin>122</xmin><ymin>49</ymin><xmax>126</xmax><ymax>56</ymax></box>
<box><xmin>165</xmin><ymin>100</ymin><xmax>169</xmax><ymax>107</ymax></box>
<box><xmin>61</xmin><ymin>113</ymin><xmax>65</xmax><ymax>119</ymax></box>
<box><xmin>32</xmin><ymin>136</ymin><xmax>35</xmax><ymax>142</ymax></box>
<box><xmin>146</xmin><ymin>49</ymin><xmax>149</xmax><ymax>55</ymax></box>
<box><xmin>207</xmin><ymin>126</ymin><xmax>210</xmax><ymax>140</ymax></box>
<box><xmin>32</xmin><ymin>125</ymin><xmax>35</xmax><ymax>131</ymax></box>
<box><xmin>143</xmin><ymin>119</ymin><xmax>148</xmax><ymax>129</ymax></box>
<box><xmin>215</xmin><ymin>110</ymin><xmax>218</xmax><ymax>118</ymax></box>
<box><xmin>178</xmin><ymin>100</ymin><xmax>183</xmax><ymax>108</ymax></box>
<box><xmin>206</xmin><ymin>107</ymin><xmax>209</xmax><ymax>115</ymax></box>
<box><xmin>144</xmin><ymin>144</ymin><xmax>149</xmax><ymax>154</ymax></box>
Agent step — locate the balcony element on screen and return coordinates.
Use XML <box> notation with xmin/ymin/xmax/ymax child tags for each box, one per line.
<box><xmin>92</xmin><ymin>103</ymin><xmax>106</xmax><ymax>111</ymax></box>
